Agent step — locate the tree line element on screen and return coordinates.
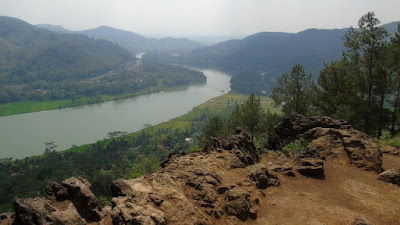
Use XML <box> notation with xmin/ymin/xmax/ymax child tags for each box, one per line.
<box><xmin>271</xmin><ymin>12</ymin><xmax>400</xmax><ymax>137</ymax></box>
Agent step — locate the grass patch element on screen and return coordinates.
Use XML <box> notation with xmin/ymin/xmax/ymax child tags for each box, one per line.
<box><xmin>0</xmin><ymin>85</ymin><xmax>191</xmax><ymax>117</ymax></box>
<box><xmin>282</xmin><ymin>138</ymin><xmax>309</xmax><ymax>155</ymax></box>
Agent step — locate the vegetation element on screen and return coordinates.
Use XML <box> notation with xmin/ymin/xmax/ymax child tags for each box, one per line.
<box><xmin>200</xmin><ymin>93</ymin><xmax>281</xmax><ymax>146</ymax></box>
<box><xmin>312</xmin><ymin>12</ymin><xmax>400</xmax><ymax>136</ymax></box>
<box><xmin>271</xmin><ymin>64</ymin><xmax>313</xmax><ymax>116</ymax></box>
<box><xmin>282</xmin><ymin>138</ymin><xmax>309</xmax><ymax>155</ymax></box>
<box><xmin>0</xmin><ymin>16</ymin><xmax>206</xmax><ymax>116</ymax></box>
<box><xmin>0</xmin><ymin>93</ymin><xmax>279</xmax><ymax>213</ymax></box>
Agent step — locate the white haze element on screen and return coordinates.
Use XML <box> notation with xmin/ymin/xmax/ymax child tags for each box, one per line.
<box><xmin>0</xmin><ymin>0</ymin><xmax>399</xmax><ymax>38</ymax></box>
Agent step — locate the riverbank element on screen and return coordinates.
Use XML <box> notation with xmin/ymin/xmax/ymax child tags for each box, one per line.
<box><xmin>0</xmin><ymin>92</ymin><xmax>278</xmax><ymax>212</ymax></box>
<box><xmin>0</xmin><ymin>84</ymin><xmax>194</xmax><ymax>117</ymax></box>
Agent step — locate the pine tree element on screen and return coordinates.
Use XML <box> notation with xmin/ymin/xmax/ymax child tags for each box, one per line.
<box><xmin>271</xmin><ymin>64</ymin><xmax>313</xmax><ymax>116</ymax></box>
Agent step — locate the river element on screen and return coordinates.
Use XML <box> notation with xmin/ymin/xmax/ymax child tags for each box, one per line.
<box><xmin>0</xmin><ymin>69</ymin><xmax>231</xmax><ymax>159</ymax></box>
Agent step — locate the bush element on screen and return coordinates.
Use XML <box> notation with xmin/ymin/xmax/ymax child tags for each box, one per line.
<box><xmin>282</xmin><ymin>138</ymin><xmax>309</xmax><ymax>155</ymax></box>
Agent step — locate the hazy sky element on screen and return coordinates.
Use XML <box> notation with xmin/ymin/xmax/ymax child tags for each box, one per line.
<box><xmin>1</xmin><ymin>0</ymin><xmax>399</xmax><ymax>37</ymax></box>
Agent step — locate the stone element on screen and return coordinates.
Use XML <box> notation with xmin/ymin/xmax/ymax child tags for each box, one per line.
<box><xmin>296</xmin><ymin>157</ymin><xmax>325</xmax><ymax>179</ymax></box>
<box><xmin>380</xmin><ymin>146</ymin><xmax>400</xmax><ymax>156</ymax></box>
<box><xmin>225</xmin><ymin>198</ymin><xmax>251</xmax><ymax>221</ymax></box>
<box><xmin>378</xmin><ymin>166</ymin><xmax>400</xmax><ymax>186</ymax></box>
<box><xmin>352</xmin><ymin>217</ymin><xmax>373</xmax><ymax>225</ymax></box>
<box><xmin>62</xmin><ymin>177</ymin><xmax>103</xmax><ymax>222</ymax></box>
<box><xmin>269</xmin><ymin>114</ymin><xmax>383</xmax><ymax>173</ymax></box>
<box><xmin>248</xmin><ymin>164</ymin><xmax>280</xmax><ymax>189</ymax></box>
<box><xmin>13</xmin><ymin>198</ymin><xmax>86</xmax><ymax>225</ymax></box>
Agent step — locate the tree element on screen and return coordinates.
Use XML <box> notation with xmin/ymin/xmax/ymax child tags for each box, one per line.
<box><xmin>241</xmin><ymin>93</ymin><xmax>263</xmax><ymax>140</ymax></box>
<box><xmin>313</xmin><ymin>60</ymin><xmax>362</xmax><ymax>126</ymax></box>
<box><xmin>343</xmin><ymin>11</ymin><xmax>389</xmax><ymax>135</ymax></box>
<box><xmin>389</xmin><ymin>24</ymin><xmax>400</xmax><ymax>134</ymax></box>
<box><xmin>271</xmin><ymin>64</ymin><xmax>313</xmax><ymax>116</ymax></box>
<box><xmin>199</xmin><ymin>116</ymin><xmax>226</xmax><ymax>145</ymax></box>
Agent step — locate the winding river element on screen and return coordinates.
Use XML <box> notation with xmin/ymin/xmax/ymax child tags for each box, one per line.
<box><xmin>0</xmin><ymin>69</ymin><xmax>231</xmax><ymax>159</ymax></box>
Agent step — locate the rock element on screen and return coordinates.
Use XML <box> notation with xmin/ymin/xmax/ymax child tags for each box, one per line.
<box><xmin>352</xmin><ymin>217</ymin><xmax>373</xmax><ymax>225</ymax></box>
<box><xmin>269</xmin><ymin>114</ymin><xmax>383</xmax><ymax>173</ymax></box>
<box><xmin>225</xmin><ymin>198</ymin><xmax>251</xmax><ymax>221</ymax></box>
<box><xmin>248</xmin><ymin>164</ymin><xmax>280</xmax><ymax>189</ymax></box>
<box><xmin>305</xmin><ymin>128</ymin><xmax>382</xmax><ymax>172</ymax></box>
<box><xmin>204</xmin><ymin>128</ymin><xmax>259</xmax><ymax>165</ymax></box>
<box><xmin>380</xmin><ymin>146</ymin><xmax>400</xmax><ymax>156</ymax></box>
<box><xmin>295</xmin><ymin>157</ymin><xmax>325</xmax><ymax>179</ymax></box>
<box><xmin>46</xmin><ymin>181</ymin><xmax>68</xmax><ymax>201</ymax></box>
<box><xmin>224</xmin><ymin>187</ymin><xmax>253</xmax><ymax>221</ymax></box>
<box><xmin>111</xmin><ymin>196</ymin><xmax>167</xmax><ymax>225</ymax></box>
<box><xmin>270</xmin><ymin>163</ymin><xmax>295</xmax><ymax>177</ymax></box>
<box><xmin>62</xmin><ymin>177</ymin><xmax>103</xmax><ymax>222</ymax></box>
<box><xmin>0</xmin><ymin>213</ymin><xmax>13</xmax><ymax>225</ymax></box>
<box><xmin>13</xmin><ymin>197</ymin><xmax>86</xmax><ymax>225</ymax></box>
<box><xmin>268</xmin><ymin>114</ymin><xmax>351</xmax><ymax>149</ymax></box>
<box><xmin>378</xmin><ymin>166</ymin><xmax>400</xmax><ymax>186</ymax></box>
<box><xmin>226</xmin><ymin>187</ymin><xmax>250</xmax><ymax>201</ymax></box>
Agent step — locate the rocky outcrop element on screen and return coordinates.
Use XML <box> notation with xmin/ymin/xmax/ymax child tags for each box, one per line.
<box><xmin>8</xmin><ymin>177</ymin><xmax>103</xmax><ymax>225</ymax></box>
<box><xmin>109</xmin><ymin>129</ymin><xmax>262</xmax><ymax>224</ymax></box>
<box><xmin>378</xmin><ymin>166</ymin><xmax>400</xmax><ymax>186</ymax></box>
<box><xmin>61</xmin><ymin>177</ymin><xmax>103</xmax><ymax>222</ymax></box>
<box><xmin>268</xmin><ymin>114</ymin><xmax>351</xmax><ymax>149</ymax></box>
<box><xmin>224</xmin><ymin>187</ymin><xmax>252</xmax><ymax>221</ymax></box>
<box><xmin>247</xmin><ymin>164</ymin><xmax>280</xmax><ymax>189</ymax></box>
<box><xmin>13</xmin><ymin>197</ymin><xmax>86</xmax><ymax>225</ymax></box>
<box><xmin>269</xmin><ymin>114</ymin><xmax>383</xmax><ymax>173</ymax></box>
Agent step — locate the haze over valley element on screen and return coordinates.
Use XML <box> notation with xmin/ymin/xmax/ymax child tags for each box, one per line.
<box><xmin>1</xmin><ymin>1</ymin><xmax>400</xmax><ymax>224</ymax></box>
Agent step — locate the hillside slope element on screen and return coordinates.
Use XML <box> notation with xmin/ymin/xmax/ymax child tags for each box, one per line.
<box><xmin>154</xmin><ymin>21</ymin><xmax>399</xmax><ymax>94</ymax></box>
<box><xmin>1</xmin><ymin>115</ymin><xmax>399</xmax><ymax>225</ymax></box>
<box><xmin>0</xmin><ymin>16</ymin><xmax>130</xmax><ymax>85</ymax></box>
<box><xmin>37</xmin><ymin>24</ymin><xmax>203</xmax><ymax>54</ymax></box>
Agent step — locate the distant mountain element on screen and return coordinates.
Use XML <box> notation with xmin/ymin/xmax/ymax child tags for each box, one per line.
<box><xmin>36</xmin><ymin>24</ymin><xmax>203</xmax><ymax>54</ymax></box>
<box><xmin>36</xmin><ymin>24</ymin><xmax>70</xmax><ymax>33</ymax></box>
<box><xmin>0</xmin><ymin>16</ymin><xmax>130</xmax><ymax>85</ymax></box>
<box><xmin>157</xmin><ymin>21</ymin><xmax>400</xmax><ymax>94</ymax></box>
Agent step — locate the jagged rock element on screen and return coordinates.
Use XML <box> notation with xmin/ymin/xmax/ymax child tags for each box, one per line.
<box><xmin>268</xmin><ymin>114</ymin><xmax>351</xmax><ymax>149</ymax></box>
<box><xmin>380</xmin><ymin>146</ymin><xmax>400</xmax><ymax>156</ymax></box>
<box><xmin>224</xmin><ymin>187</ymin><xmax>253</xmax><ymax>221</ymax></box>
<box><xmin>248</xmin><ymin>164</ymin><xmax>280</xmax><ymax>189</ymax></box>
<box><xmin>352</xmin><ymin>217</ymin><xmax>373</xmax><ymax>225</ymax></box>
<box><xmin>269</xmin><ymin>114</ymin><xmax>382</xmax><ymax>173</ymax></box>
<box><xmin>46</xmin><ymin>181</ymin><xmax>68</xmax><ymax>201</ymax></box>
<box><xmin>62</xmin><ymin>177</ymin><xmax>103</xmax><ymax>222</ymax></box>
<box><xmin>296</xmin><ymin>157</ymin><xmax>325</xmax><ymax>179</ymax></box>
<box><xmin>270</xmin><ymin>163</ymin><xmax>295</xmax><ymax>177</ymax></box>
<box><xmin>378</xmin><ymin>166</ymin><xmax>400</xmax><ymax>186</ymax></box>
<box><xmin>13</xmin><ymin>198</ymin><xmax>86</xmax><ymax>225</ymax></box>
<box><xmin>204</xmin><ymin>127</ymin><xmax>259</xmax><ymax>165</ymax></box>
<box><xmin>304</xmin><ymin>127</ymin><xmax>382</xmax><ymax>172</ymax></box>
<box><xmin>111</xmin><ymin>196</ymin><xmax>167</xmax><ymax>225</ymax></box>
<box><xmin>0</xmin><ymin>213</ymin><xmax>14</xmax><ymax>225</ymax></box>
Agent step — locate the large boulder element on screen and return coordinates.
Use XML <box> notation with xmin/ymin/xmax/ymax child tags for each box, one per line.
<box><xmin>224</xmin><ymin>187</ymin><xmax>252</xmax><ymax>221</ymax></box>
<box><xmin>378</xmin><ymin>166</ymin><xmax>400</xmax><ymax>186</ymax></box>
<box><xmin>247</xmin><ymin>164</ymin><xmax>280</xmax><ymax>189</ymax></box>
<box><xmin>62</xmin><ymin>177</ymin><xmax>103</xmax><ymax>222</ymax></box>
<box><xmin>268</xmin><ymin>114</ymin><xmax>351</xmax><ymax>149</ymax></box>
<box><xmin>269</xmin><ymin>114</ymin><xmax>383</xmax><ymax>173</ymax></box>
<box><xmin>13</xmin><ymin>198</ymin><xmax>86</xmax><ymax>225</ymax></box>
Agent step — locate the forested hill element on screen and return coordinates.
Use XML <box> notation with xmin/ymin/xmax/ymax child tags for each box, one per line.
<box><xmin>37</xmin><ymin>24</ymin><xmax>203</xmax><ymax>54</ymax></box>
<box><xmin>152</xmin><ymin>21</ymin><xmax>399</xmax><ymax>94</ymax></box>
<box><xmin>0</xmin><ymin>16</ymin><xmax>131</xmax><ymax>85</ymax></box>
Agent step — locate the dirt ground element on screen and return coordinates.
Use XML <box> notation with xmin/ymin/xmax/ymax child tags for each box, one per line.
<box><xmin>235</xmin><ymin>154</ymin><xmax>400</xmax><ymax>225</ymax></box>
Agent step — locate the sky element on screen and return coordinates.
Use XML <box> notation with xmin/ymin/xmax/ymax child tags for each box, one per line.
<box><xmin>0</xmin><ymin>0</ymin><xmax>399</xmax><ymax>38</ymax></box>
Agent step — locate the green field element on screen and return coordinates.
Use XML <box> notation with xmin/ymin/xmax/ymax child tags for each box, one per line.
<box><xmin>0</xmin><ymin>85</ymin><xmax>189</xmax><ymax>117</ymax></box>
